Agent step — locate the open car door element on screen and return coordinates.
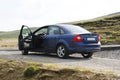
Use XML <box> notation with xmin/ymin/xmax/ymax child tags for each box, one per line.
<box><xmin>18</xmin><ymin>25</ymin><xmax>32</xmax><ymax>50</ymax></box>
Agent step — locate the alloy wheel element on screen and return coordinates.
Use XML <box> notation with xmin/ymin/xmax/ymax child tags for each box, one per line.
<box><xmin>57</xmin><ymin>45</ymin><xmax>68</xmax><ymax>58</ymax></box>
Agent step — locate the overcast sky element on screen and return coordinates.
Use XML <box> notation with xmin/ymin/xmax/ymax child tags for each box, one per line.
<box><xmin>0</xmin><ymin>0</ymin><xmax>120</xmax><ymax>31</ymax></box>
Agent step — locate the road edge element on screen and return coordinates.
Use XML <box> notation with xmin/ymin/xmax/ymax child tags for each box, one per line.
<box><xmin>0</xmin><ymin>45</ymin><xmax>120</xmax><ymax>51</ymax></box>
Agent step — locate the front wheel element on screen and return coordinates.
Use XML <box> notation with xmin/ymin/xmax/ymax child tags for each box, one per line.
<box><xmin>56</xmin><ymin>45</ymin><xmax>69</xmax><ymax>58</ymax></box>
<box><xmin>22</xmin><ymin>49</ymin><xmax>28</xmax><ymax>55</ymax></box>
<box><xmin>81</xmin><ymin>52</ymin><xmax>93</xmax><ymax>58</ymax></box>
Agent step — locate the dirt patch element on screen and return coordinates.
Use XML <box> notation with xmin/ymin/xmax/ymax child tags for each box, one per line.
<box><xmin>0</xmin><ymin>59</ymin><xmax>118</xmax><ymax>80</ymax></box>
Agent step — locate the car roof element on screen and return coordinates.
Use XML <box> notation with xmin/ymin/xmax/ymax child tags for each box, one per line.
<box><xmin>34</xmin><ymin>24</ymin><xmax>90</xmax><ymax>34</ymax></box>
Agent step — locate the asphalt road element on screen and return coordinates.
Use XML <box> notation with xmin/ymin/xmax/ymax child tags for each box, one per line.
<box><xmin>0</xmin><ymin>50</ymin><xmax>120</xmax><ymax>75</ymax></box>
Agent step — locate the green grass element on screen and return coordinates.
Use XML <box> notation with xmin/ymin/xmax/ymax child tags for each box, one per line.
<box><xmin>0</xmin><ymin>30</ymin><xmax>19</xmax><ymax>38</ymax></box>
<box><xmin>0</xmin><ymin>27</ymin><xmax>37</xmax><ymax>38</ymax></box>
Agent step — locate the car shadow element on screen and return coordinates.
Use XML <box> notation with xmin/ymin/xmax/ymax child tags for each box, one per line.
<box><xmin>27</xmin><ymin>52</ymin><xmax>91</xmax><ymax>60</ymax></box>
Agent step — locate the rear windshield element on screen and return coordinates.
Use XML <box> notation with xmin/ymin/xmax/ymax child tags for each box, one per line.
<box><xmin>63</xmin><ymin>25</ymin><xmax>90</xmax><ymax>34</ymax></box>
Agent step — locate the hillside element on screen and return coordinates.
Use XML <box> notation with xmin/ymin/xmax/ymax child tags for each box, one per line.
<box><xmin>0</xmin><ymin>12</ymin><xmax>120</xmax><ymax>45</ymax></box>
<box><xmin>108</xmin><ymin>12</ymin><xmax>120</xmax><ymax>16</ymax></box>
<box><xmin>0</xmin><ymin>30</ymin><xmax>20</xmax><ymax>38</ymax></box>
<box><xmin>0</xmin><ymin>27</ymin><xmax>37</xmax><ymax>38</ymax></box>
<box><xmin>73</xmin><ymin>14</ymin><xmax>120</xmax><ymax>45</ymax></box>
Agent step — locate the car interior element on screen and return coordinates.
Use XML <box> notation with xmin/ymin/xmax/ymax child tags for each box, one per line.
<box><xmin>32</xmin><ymin>27</ymin><xmax>48</xmax><ymax>49</ymax></box>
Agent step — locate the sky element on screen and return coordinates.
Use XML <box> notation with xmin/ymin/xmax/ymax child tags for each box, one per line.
<box><xmin>0</xmin><ymin>0</ymin><xmax>120</xmax><ymax>31</ymax></box>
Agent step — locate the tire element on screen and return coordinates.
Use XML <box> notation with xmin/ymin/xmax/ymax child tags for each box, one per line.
<box><xmin>22</xmin><ymin>49</ymin><xmax>28</xmax><ymax>55</ymax></box>
<box><xmin>81</xmin><ymin>52</ymin><xmax>93</xmax><ymax>58</ymax></box>
<box><xmin>56</xmin><ymin>45</ymin><xmax>69</xmax><ymax>58</ymax></box>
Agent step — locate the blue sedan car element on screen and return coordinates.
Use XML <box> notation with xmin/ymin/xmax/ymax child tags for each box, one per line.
<box><xmin>18</xmin><ymin>24</ymin><xmax>101</xmax><ymax>58</ymax></box>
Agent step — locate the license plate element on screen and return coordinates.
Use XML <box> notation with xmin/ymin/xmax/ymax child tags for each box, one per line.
<box><xmin>87</xmin><ymin>38</ymin><xmax>95</xmax><ymax>41</ymax></box>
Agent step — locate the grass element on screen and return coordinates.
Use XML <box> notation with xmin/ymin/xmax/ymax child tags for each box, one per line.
<box><xmin>0</xmin><ymin>38</ymin><xmax>17</xmax><ymax>49</ymax></box>
<box><xmin>24</xmin><ymin>66</ymin><xmax>36</xmax><ymax>77</ymax></box>
<box><xmin>0</xmin><ymin>59</ymin><xmax>118</xmax><ymax>80</ymax></box>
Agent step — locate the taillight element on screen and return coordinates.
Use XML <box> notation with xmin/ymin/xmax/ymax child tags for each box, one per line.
<box><xmin>72</xmin><ymin>34</ymin><xmax>82</xmax><ymax>42</ymax></box>
<box><xmin>98</xmin><ymin>34</ymin><xmax>100</xmax><ymax>42</ymax></box>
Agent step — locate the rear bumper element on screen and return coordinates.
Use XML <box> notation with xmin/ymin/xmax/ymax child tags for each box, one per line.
<box><xmin>75</xmin><ymin>46</ymin><xmax>101</xmax><ymax>53</ymax></box>
<box><xmin>68</xmin><ymin>43</ymin><xmax>101</xmax><ymax>53</ymax></box>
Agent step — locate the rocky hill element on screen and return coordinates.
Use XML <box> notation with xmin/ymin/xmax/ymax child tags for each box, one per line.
<box><xmin>74</xmin><ymin>13</ymin><xmax>120</xmax><ymax>45</ymax></box>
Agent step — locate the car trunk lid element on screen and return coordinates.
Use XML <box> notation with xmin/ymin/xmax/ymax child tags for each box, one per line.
<box><xmin>81</xmin><ymin>33</ymin><xmax>100</xmax><ymax>43</ymax></box>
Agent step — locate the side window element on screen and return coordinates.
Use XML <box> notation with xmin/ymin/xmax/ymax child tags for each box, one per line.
<box><xmin>48</xmin><ymin>26</ymin><xmax>60</xmax><ymax>35</ymax></box>
<box><xmin>22</xmin><ymin>26</ymin><xmax>31</xmax><ymax>38</ymax></box>
<box><xmin>34</xmin><ymin>27</ymin><xmax>48</xmax><ymax>36</ymax></box>
<box><xmin>60</xmin><ymin>29</ymin><xmax>65</xmax><ymax>35</ymax></box>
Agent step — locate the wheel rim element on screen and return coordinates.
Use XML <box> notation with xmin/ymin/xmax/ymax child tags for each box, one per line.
<box><xmin>57</xmin><ymin>46</ymin><xmax>65</xmax><ymax>57</ymax></box>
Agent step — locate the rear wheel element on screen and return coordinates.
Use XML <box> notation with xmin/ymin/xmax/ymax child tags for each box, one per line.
<box><xmin>81</xmin><ymin>52</ymin><xmax>93</xmax><ymax>58</ymax></box>
<box><xmin>56</xmin><ymin>45</ymin><xmax>69</xmax><ymax>58</ymax></box>
<box><xmin>22</xmin><ymin>49</ymin><xmax>28</xmax><ymax>55</ymax></box>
